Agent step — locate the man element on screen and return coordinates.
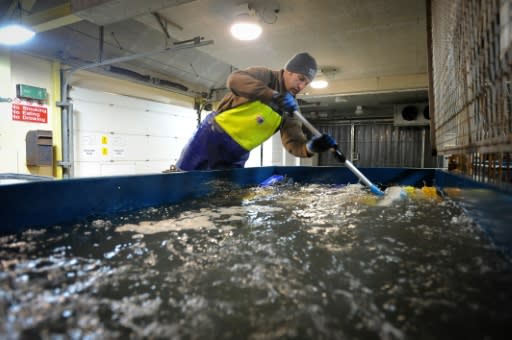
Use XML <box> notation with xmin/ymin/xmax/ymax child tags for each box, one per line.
<box><xmin>176</xmin><ymin>52</ymin><xmax>337</xmax><ymax>170</ymax></box>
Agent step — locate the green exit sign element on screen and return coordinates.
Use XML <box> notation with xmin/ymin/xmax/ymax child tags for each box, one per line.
<box><xmin>16</xmin><ymin>84</ymin><xmax>48</xmax><ymax>101</ymax></box>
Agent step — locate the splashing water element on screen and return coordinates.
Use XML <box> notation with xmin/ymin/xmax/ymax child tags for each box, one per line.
<box><xmin>1</xmin><ymin>183</ymin><xmax>511</xmax><ymax>339</ymax></box>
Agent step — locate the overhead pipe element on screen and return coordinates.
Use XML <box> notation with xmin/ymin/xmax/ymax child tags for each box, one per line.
<box><xmin>98</xmin><ymin>25</ymin><xmax>104</xmax><ymax>62</ymax></box>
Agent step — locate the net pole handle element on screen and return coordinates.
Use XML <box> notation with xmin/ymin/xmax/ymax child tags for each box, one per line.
<box><xmin>292</xmin><ymin>110</ymin><xmax>384</xmax><ymax>196</ymax></box>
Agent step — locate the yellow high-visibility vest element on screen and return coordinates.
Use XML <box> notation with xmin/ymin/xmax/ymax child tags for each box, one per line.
<box><xmin>214</xmin><ymin>100</ymin><xmax>282</xmax><ymax>151</ymax></box>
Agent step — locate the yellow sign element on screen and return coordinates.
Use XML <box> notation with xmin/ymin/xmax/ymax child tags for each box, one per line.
<box><xmin>101</xmin><ymin>136</ymin><xmax>108</xmax><ymax>144</ymax></box>
<box><xmin>102</xmin><ymin>147</ymin><xmax>108</xmax><ymax>156</ymax></box>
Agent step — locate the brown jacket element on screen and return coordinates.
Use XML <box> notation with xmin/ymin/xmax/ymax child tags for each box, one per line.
<box><xmin>216</xmin><ymin>67</ymin><xmax>312</xmax><ymax>158</ymax></box>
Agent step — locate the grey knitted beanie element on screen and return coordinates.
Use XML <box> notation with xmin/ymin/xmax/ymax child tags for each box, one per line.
<box><xmin>284</xmin><ymin>52</ymin><xmax>317</xmax><ymax>80</ymax></box>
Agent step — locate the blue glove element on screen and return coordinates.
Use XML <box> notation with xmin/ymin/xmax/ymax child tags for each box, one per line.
<box><xmin>307</xmin><ymin>133</ymin><xmax>337</xmax><ymax>153</ymax></box>
<box><xmin>272</xmin><ymin>92</ymin><xmax>298</xmax><ymax>114</ymax></box>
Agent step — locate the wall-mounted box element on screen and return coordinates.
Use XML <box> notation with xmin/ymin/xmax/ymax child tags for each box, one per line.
<box><xmin>26</xmin><ymin>130</ymin><xmax>53</xmax><ymax>166</ymax></box>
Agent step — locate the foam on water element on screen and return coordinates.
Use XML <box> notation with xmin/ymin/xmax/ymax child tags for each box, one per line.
<box><xmin>1</xmin><ymin>183</ymin><xmax>511</xmax><ymax>339</ymax></box>
<box><xmin>377</xmin><ymin>186</ymin><xmax>408</xmax><ymax>206</ymax></box>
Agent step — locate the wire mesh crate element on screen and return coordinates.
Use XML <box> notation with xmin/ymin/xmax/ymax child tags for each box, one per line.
<box><xmin>429</xmin><ymin>0</ymin><xmax>512</xmax><ymax>188</ymax></box>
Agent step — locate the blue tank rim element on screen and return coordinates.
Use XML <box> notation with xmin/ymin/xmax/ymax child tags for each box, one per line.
<box><xmin>0</xmin><ymin>166</ymin><xmax>511</xmax><ymax>259</ymax></box>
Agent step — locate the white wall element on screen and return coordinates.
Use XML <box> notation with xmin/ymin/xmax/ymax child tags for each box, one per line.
<box><xmin>71</xmin><ymin>87</ymin><xmax>198</xmax><ymax>177</ymax></box>
<box><xmin>0</xmin><ymin>50</ymin><xmax>56</xmax><ymax>176</ymax></box>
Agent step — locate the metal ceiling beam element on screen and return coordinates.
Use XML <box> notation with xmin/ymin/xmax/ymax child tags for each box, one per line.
<box><xmin>19</xmin><ymin>0</ymin><xmax>194</xmax><ymax>33</ymax></box>
<box><xmin>21</xmin><ymin>0</ymin><xmax>36</xmax><ymax>10</ymax></box>
<box><xmin>1</xmin><ymin>1</ymin><xmax>18</xmax><ymax>22</ymax></box>
<box><xmin>152</xmin><ymin>12</ymin><xmax>170</xmax><ymax>39</ymax></box>
<box><xmin>24</xmin><ymin>3</ymin><xmax>82</xmax><ymax>32</ymax></box>
<box><xmin>1</xmin><ymin>0</ymin><xmax>36</xmax><ymax>23</ymax></box>
<box><xmin>69</xmin><ymin>37</ymin><xmax>213</xmax><ymax>74</ymax></box>
<box><xmin>72</xmin><ymin>0</ymin><xmax>196</xmax><ymax>25</ymax></box>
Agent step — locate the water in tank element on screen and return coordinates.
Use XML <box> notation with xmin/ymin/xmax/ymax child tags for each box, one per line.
<box><xmin>1</xmin><ymin>181</ymin><xmax>511</xmax><ymax>339</ymax></box>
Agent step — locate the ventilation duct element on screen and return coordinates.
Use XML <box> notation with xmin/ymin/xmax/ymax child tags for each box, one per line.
<box><xmin>106</xmin><ymin>65</ymin><xmax>188</xmax><ymax>92</ymax></box>
<box><xmin>107</xmin><ymin>65</ymin><xmax>150</xmax><ymax>82</ymax></box>
<box><xmin>154</xmin><ymin>79</ymin><xmax>188</xmax><ymax>92</ymax></box>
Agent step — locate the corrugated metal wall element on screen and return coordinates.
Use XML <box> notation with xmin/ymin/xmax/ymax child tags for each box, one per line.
<box><xmin>315</xmin><ymin>121</ymin><xmax>441</xmax><ymax>168</ymax></box>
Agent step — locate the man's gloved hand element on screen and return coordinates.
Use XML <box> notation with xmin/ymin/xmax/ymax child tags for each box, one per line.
<box><xmin>273</xmin><ymin>92</ymin><xmax>298</xmax><ymax>114</ymax></box>
<box><xmin>307</xmin><ymin>133</ymin><xmax>337</xmax><ymax>153</ymax></box>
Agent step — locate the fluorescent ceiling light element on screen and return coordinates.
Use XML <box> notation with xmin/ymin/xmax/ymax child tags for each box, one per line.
<box><xmin>0</xmin><ymin>24</ymin><xmax>35</xmax><ymax>45</ymax></box>
<box><xmin>230</xmin><ymin>21</ymin><xmax>262</xmax><ymax>40</ymax></box>
<box><xmin>310</xmin><ymin>79</ymin><xmax>328</xmax><ymax>89</ymax></box>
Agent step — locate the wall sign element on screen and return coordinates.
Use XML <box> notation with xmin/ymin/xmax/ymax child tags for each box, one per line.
<box><xmin>16</xmin><ymin>84</ymin><xmax>48</xmax><ymax>101</ymax></box>
<box><xmin>12</xmin><ymin>103</ymin><xmax>48</xmax><ymax>123</ymax></box>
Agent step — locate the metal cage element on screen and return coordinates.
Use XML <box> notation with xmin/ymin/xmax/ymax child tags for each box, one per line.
<box><xmin>429</xmin><ymin>0</ymin><xmax>512</xmax><ymax>188</ymax></box>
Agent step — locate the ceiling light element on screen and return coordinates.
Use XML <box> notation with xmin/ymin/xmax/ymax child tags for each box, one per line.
<box><xmin>310</xmin><ymin>66</ymin><xmax>339</xmax><ymax>90</ymax></box>
<box><xmin>230</xmin><ymin>20</ymin><xmax>262</xmax><ymax>40</ymax></box>
<box><xmin>310</xmin><ymin>79</ymin><xmax>328</xmax><ymax>89</ymax></box>
<box><xmin>0</xmin><ymin>24</ymin><xmax>35</xmax><ymax>45</ymax></box>
<box><xmin>0</xmin><ymin>1</ymin><xmax>35</xmax><ymax>46</ymax></box>
<box><xmin>230</xmin><ymin>4</ymin><xmax>262</xmax><ymax>41</ymax></box>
